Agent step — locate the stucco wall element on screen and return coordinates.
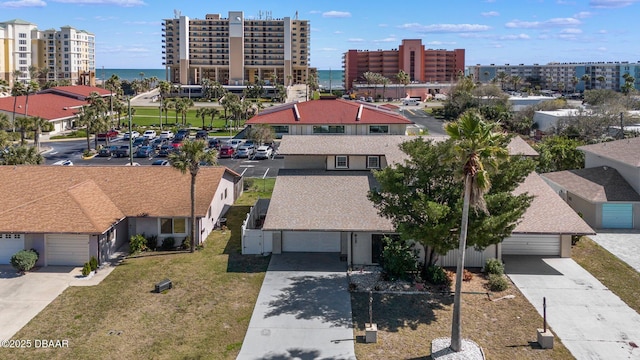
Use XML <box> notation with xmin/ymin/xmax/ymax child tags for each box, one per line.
<box><xmin>284</xmin><ymin>155</ymin><xmax>326</xmax><ymax>169</ymax></box>
<box><xmin>24</xmin><ymin>233</ymin><xmax>45</xmax><ymax>267</ymax></box>
<box><xmin>565</xmin><ymin>192</ymin><xmax>598</xmax><ymax>228</ymax></box>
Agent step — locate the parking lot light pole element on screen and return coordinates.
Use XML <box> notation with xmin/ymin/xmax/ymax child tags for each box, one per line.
<box><xmin>128</xmin><ymin>97</ymin><xmax>133</xmax><ymax>166</ymax></box>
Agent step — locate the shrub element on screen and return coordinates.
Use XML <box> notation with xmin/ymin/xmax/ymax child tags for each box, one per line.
<box><xmin>484</xmin><ymin>258</ymin><xmax>505</xmax><ymax>275</ymax></box>
<box><xmin>182</xmin><ymin>236</ymin><xmax>191</xmax><ymax>250</ymax></box>
<box><xmin>10</xmin><ymin>249</ymin><xmax>38</xmax><ymax>273</ymax></box>
<box><xmin>488</xmin><ymin>274</ymin><xmax>509</xmax><ymax>291</ymax></box>
<box><xmin>571</xmin><ymin>235</ymin><xmax>582</xmax><ymax>246</ymax></box>
<box><xmin>89</xmin><ymin>256</ymin><xmax>98</xmax><ymax>271</ymax></box>
<box><xmin>146</xmin><ymin>235</ymin><xmax>158</xmax><ymax>251</ymax></box>
<box><xmin>81</xmin><ymin>262</ymin><xmax>92</xmax><ymax>277</ymax></box>
<box><xmin>162</xmin><ymin>237</ymin><xmax>175</xmax><ymax>250</ymax></box>
<box><xmin>424</xmin><ymin>265</ymin><xmax>451</xmax><ymax>286</ymax></box>
<box><xmin>380</xmin><ymin>237</ymin><xmax>418</xmax><ymax>280</ymax></box>
<box><xmin>130</xmin><ymin>234</ymin><xmax>147</xmax><ymax>254</ymax></box>
<box><xmin>463</xmin><ymin>269</ymin><xmax>474</xmax><ymax>282</ymax></box>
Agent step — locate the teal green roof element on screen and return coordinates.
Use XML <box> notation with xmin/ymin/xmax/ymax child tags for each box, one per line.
<box><xmin>1</xmin><ymin>19</ymin><xmax>36</xmax><ymax>25</ymax></box>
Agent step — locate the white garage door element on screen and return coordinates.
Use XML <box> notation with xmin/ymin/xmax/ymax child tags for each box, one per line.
<box><xmin>0</xmin><ymin>234</ymin><xmax>25</xmax><ymax>265</ymax></box>
<box><xmin>282</xmin><ymin>231</ymin><xmax>341</xmax><ymax>252</ymax></box>
<box><xmin>46</xmin><ymin>234</ymin><xmax>90</xmax><ymax>266</ymax></box>
<box><xmin>502</xmin><ymin>234</ymin><xmax>560</xmax><ymax>256</ymax></box>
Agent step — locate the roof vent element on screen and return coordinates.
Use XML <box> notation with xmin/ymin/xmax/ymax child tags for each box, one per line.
<box><xmin>293</xmin><ymin>104</ymin><xmax>300</xmax><ymax>121</ymax></box>
<box><xmin>356</xmin><ymin>104</ymin><xmax>363</xmax><ymax>121</ymax></box>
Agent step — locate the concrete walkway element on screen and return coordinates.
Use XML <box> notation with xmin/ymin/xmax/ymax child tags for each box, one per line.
<box><xmin>505</xmin><ymin>256</ymin><xmax>640</xmax><ymax>360</ymax></box>
<box><xmin>237</xmin><ymin>253</ymin><xmax>356</xmax><ymax>360</ymax></box>
<box><xmin>588</xmin><ymin>230</ymin><xmax>640</xmax><ymax>273</ymax></box>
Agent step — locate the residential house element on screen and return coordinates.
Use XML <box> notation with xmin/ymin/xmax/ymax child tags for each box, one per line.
<box><xmin>0</xmin><ymin>166</ymin><xmax>241</xmax><ymax>266</ymax></box>
<box><xmin>244</xmin><ymin>98</ymin><xmax>414</xmax><ymax>138</ymax></box>
<box><xmin>243</xmin><ymin>135</ymin><xmax>593</xmax><ymax>267</ymax></box>
<box><xmin>541</xmin><ymin>136</ymin><xmax>640</xmax><ymax>229</ymax></box>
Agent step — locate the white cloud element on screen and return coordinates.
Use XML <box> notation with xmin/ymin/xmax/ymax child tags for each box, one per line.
<box><xmin>597</xmin><ymin>47</ymin><xmax>607</xmax><ymax>51</ymax></box>
<box><xmin>374</xmin><ymin>37</ymin><xmax>397</xmax><ymax>42</ymax></box>
<box><xmin>597</xmin><ymin>29</ymin><xmax>608</xmax><ymax>33</ymax></box>
<box><xmin>334</xmin><ymin>30</ymin><xmax>343</xmax><ymax>34</ymax></box>
<box><xmin>378</xmin><ymin>24</ymin><xmax>388</xmax><ymax>27</ymax></box>
<box><xmin>124</xmin><ymin>20</ymin><xmax>161</xmax><ymax>26</ymax></box>
<box><xmin>319</xmin><ymin>47</ymin><xmax>338</xmax><ymax>51</ymax></box>
<box><xmin>94</xmin><ymin>15</ymin><xmax>117</xmax><ymax>21</ymax></box>
<box><xmin>481</xmin><ymin>11</ymin><xmax>500</xmax><ymax>17</ymax></box>
<box><xmin>309</xmin><ymin>10</ymin><xmax>321</xmax><ymax>14</ymax></box>
<box><xmin>399</xmin><ymin>23</ymin><xmax>491</xmax><ymax>33</ymax></box>
<box><xmin>426</xmin><ymin>41</ymin><xmax>457</xmax><ymax>45</ymax></box>
<box><xmin>574</xmin><ymin>11</ymin><xmax>593</xmax><ymax>18</ymax></box>
<box><xmin>505</xmin><ymin>17</ymin><xmax>581</xmax><ymax>28</ymax></box>
<box><xmin>499</xmin><ymin>33</ymin><xmax>531</xmax><ymax>40</ymax></box>
<box><xmin>52</xmin><ymin>0</ymin><xmax>145</xmax><ymax>6</ymax></box>
<box><xmin>0</xmin><ymin>0</ymin><xmax>45</xmax><ymax>7</ymax></box>
<box><xmin>322</xmin><ymin>10</ymin><xmax>351</xmax><ymax>18</ymax></box>
<box><xmin>560</xmin><ymin>28</ymin><xmax>583</xmax><ymax>34</ymax></box>
<box><xmin>590</xmin><ymin>0</ymin><xmax>640</xmax><ymax>8</ymax></box>
<box><xmin>347</xmin><ymin>38</ymin><xmax>365</xmax><ymax>42</ymax></box>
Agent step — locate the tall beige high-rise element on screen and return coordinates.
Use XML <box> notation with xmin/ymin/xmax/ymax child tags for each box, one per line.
<box><xmin>162</xmin><ymin>11</ymin><xmax>310</xmax><ymax>85</ymax></box>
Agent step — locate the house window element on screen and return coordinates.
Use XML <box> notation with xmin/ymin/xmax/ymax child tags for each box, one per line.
<box><xmin>272</xmin><ymin>125</ymin><xmax>289</xmax><ymax>134</ymax></box>
<box><xmin>336</xmin><ymin>156</ymin><xmax>348</xmax><ymax>169</ymax></box>
<box><xmin>367</xmin><ymin>156</ymin><xmax>380</xmax><ymax>169</ymax></box>
<box><xmin>160</xmin><ymin>218</ymin><xmax>187</xmax><ymax>234</ymax></box>
<box><xmin>225</xmin><ymin>188</ymin><xmax>228</xmax><ymax>199</ymax></box>
<box><xmin>313</xmin><ymin>125</ymin><xmax>345</xmax><ymax>134</ymax></box>
<box><xmin>369</xmin><ymin>125</ymin><xmax>389</xmax><ymax>134</ymax></box>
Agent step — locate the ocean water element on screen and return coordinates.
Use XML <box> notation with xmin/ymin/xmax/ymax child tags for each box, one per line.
<box><xmin>98</xmin><ymin>68</ymin><xmax>344</xmax><ymax>89</ymax></box>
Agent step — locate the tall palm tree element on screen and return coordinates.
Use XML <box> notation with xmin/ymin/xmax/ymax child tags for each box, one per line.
<box><xmin>580</xmin><ymin>74</ymin><xmax>591</xmax><ymax>91</ymax></box>
<box><xmin>496</xmin><ymin>72</ymin><xmax>510</xmax><ymax>91</ymax></box>
<box><xmin>168</xmin><ymin>139</ymin><xmax>218</xmax><ymax>253</ymax></box>
<box><xmin>180</xmin><ymin>98</ymin><xmax>194</xmax><ymax>125</ymax></box>
<box><xmin>11</xmin><ymin>82</ymin><xmax>26</xmax><ymax>131</ymax></box>
<box><xmin>396</xmin><ymin>70</ymin><xmax>410</xmax><ymax>98</ymax></box>
<box><xmin>597</xmin><ymin>75</ymin><xmax>606</xmax><ymax>89</ymax></box>
<box><xmin>31</xmin><ymin>116</ymin><xmax>49</xmax><ymax>152</ymax></box>
<box><xmin>207</xmin><ymin>108</ymin><xmax>219</xmax><ymax>128</ymax></box>
<box><xmin>444</xmin><ymin>110</ymin><xmax>508</xmax><ymax>352</ymax></box>
<box><xmin>196</xmin><ymin>108</ymin><xmax>209</xmax><ymax>129</ymax></box>
<box><xmin>15</xmin><ymin>116</ymin><xmax>32</xmax><ymax>145</ymax></box>
<box><xmin>510</xmin><ymin>75</ymin><xmax>522</xmax><ymax>92</ymax></box>
<box><xmin>380</xmin><ymin>76</ymin><xmax>390</xmax><ymax>101</ymax></box>
<box><xmin>571</xmin><ymin>76</ymin><xmax>579</xmax><ymax>94</ymax></box>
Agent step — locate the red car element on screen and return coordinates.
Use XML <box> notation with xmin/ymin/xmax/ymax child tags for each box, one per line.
<box><xmin>218</xmin><ymin>145</ymin><xmax>235</xmax><ymax>158</ymax></box>
<box><xmin>97</xmin><ymin>129</ymin><xmax>118</xmax><ymax>140</ymax></box>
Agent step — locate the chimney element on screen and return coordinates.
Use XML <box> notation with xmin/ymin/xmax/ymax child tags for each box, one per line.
<box><xmin>356</xmin><ymin>104</ymin><xmax>363</xmax><ymax>121</ymax></box>
<box><xmin>293</xmin><ymin>104</ymin><xmax>300</xmax><ymax>121</ymax></box>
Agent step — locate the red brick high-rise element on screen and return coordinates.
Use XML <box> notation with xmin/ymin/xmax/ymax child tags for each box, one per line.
<box><xmin>343</xmin><ymin>39</ymin><xmax>465</xmax><ymax>91</ymax></box>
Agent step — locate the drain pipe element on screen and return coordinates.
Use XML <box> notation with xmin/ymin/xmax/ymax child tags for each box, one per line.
<box><xmin>350</xmin><ymin>232</ymin><xmax>354</xmax><ymax>267</ymax></box>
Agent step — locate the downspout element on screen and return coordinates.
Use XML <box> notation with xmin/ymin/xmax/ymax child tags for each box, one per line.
<box><xmin>350</xmin><ymin>232</ymin><xmax>354</xmax><ymax>268</ymax></box>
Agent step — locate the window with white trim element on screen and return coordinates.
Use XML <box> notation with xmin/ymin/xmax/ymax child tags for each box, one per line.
<box><xmin>335</xmin><ymin>156</ymin><xmax>348</xmax><ymax>169</ymax></box>
<box><xmin>160</xmin><ymin>218</ymin><xmax>187</xmax><ymax>235</ymax></box>
<box><xmin>367</xmin><ymin>156</ymin><xmax>380</xmax><ymax>169</ymax></box>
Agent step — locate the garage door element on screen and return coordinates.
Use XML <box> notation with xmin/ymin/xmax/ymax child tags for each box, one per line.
<box><xmin>502</xmin><ymin>234</ymin><xmax>560</xmax><ymax>256</ymax></box>
<box><xmin>282</xmin><ymin>231</ymin><xmax>341</xmax><ymax>252</ymax></box>
<box><xmin>46</xmin><ymin>234</ymin><xmax>90</xmax><ymax>266</ymax></box>
<box><xmin>602</xmin><ymin>203</ymin><xmax>633</xmax><ymax>229</ymax></box>
<box><xmin>0</xmin><ymin>234</ymin><xmax>25</xmax><ymax>265</ymax></box>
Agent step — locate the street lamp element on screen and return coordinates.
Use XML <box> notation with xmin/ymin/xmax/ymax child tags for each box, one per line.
<box><xmin>128</xmin><ymin>97</ymin><xmax>133</xmax><ymax>166</ymax></box>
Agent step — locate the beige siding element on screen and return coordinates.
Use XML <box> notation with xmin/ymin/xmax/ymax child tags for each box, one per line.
<box><xmin>284</xmin><ymin>155</ymin><xmax>326</xmax><ymax>169</ymax></box>
<box><xmin>566</xmin><ymin>191</ymin><xmax>598</xmax><ymax>228</ymax></box>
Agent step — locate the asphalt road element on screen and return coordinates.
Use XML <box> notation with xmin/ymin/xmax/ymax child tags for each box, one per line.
<box><xmin>42</xmin><ymin>137</ymin><xmax>283</xmax><ymax>178</ymax></box>
<box><xmin>398</xmin><ymin>104</ymin><xmax>447</xmax><ymax>136</ymax></box>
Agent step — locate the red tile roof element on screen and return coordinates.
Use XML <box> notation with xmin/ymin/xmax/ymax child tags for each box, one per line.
<box><xmin>43</xmin><ymin>85</ymin><xmax>112</xmax><ymax>99</ymax></box>
<box><xmin>0</xmin><ymin>93</ymin><xmax>84</xmax><ymax>120</ymax></box>
<box><xmin>246</xmin><ymin>99</ymin><xmax>413</xmax><ymax>125</ymax></box>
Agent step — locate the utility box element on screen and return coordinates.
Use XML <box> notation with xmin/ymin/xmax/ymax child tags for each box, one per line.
<box><xmin>155</xmin><ymin>279</ymin><xmax>172</xmax><ymax>293</ymax></box>
<box><xmin>537</xmin><ymin>328</ymin><xmax>554</xmax><ymax>349</ymax></box>
<box><xmin>365</xmin><ymin>323</ymin><xmax>378</xmax><ymax>343</ymax></box>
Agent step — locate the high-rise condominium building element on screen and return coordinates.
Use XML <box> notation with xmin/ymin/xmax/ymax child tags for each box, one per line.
<box><xmin>343</xmin><ymin>39</ymin><xmax>465</xmax><ymax>91</ymax></box>
<box><xmin>468</xmin><ymin>62</ymin><xmax>640</xmax><ymax>93</ymax></box>
<box><xmin>162</xmin><ymin>11</ymin><xmax>310</xmax><ymax>86</ymax></box>
<box><xmin>0</xmin><ymin>19</ymin><xmax>95</xmax><ymax>87</ymax></box>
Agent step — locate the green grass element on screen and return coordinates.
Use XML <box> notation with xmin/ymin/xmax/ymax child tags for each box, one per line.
<box><xmin>6</xmin><ymin>191</ymin><xmax>272</xmax><ymax>360</ymax></box>
<box><xmin>236</xmin><ymin>178</ymin><xmax>276</xmax><ymax>206</ymax></box>
<box><xmin>573</xmin><ymin>236</ymin><xmax>640</xmax><ymax>313</ymax></box>
<box><xmin>49</xmin><ymin>129</ymin><xmax>88</xmax><ymax>139</ymax></box>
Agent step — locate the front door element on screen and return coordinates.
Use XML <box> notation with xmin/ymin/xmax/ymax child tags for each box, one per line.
<box><xmin>371</xmin><ymin>234</ymin><xmax>384</xmax><ymax>264</ymax></box>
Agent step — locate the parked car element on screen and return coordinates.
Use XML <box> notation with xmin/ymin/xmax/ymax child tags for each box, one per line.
<box><xmin>175</xmin><ymin>129</ymin><xmax>190</xmax><ymax>141</ymax></box>
<box><xmin>52</xmin><ymin>159</ymin><xmax>73</xmax><ymax>166</ymax></box>
<box><xmin>254</xmin><ymin>145</ymin><xmax>273</xmax><ymax>159</ymax></box>
<box><xmin>123</xmin><ymin>131</ymin><xmax>140</xmax><ymax>140</ymax></box>
<box><xmin>151</xmin><ymin>138</ymin><xmax>167</xmax><ymax>150</ymax></box>
<box><xmin>133</xmin><ymin>137</ymin><xmax>150</xmax><ymax>148</ymax></box>
<box><xmin>135</xmin><ymin>146</ymin><xmax>154</xmax><ymax>158</ymax></box>
<box><xmin>96</xmin><ymin>129</ymin><xmax>118</xmax><ymax>140</ymax></box>
<box><xmin>152</xmin><ymin>159</ymin><xmax>169</xmax><ymax>166</ymax></box>
<box><xmin>208</xmin><ymin>138</ymin><xmax>221</xmax><ymax>149</ymax></box>
<box><xmin>143</xmin><ymin>130</ymin><xmax>157</xmax><ymax>139</ymax></box>
<box><xmin>227</xmin><ymin>139</ymin><xmax>244</xmax><ymax>149</ymax></box>
<box><xmin>158</xmin><ymin>144</ymin><xmax>172</xmax><ymax>157</ymax></box>
<box><xmin>218</xmin><ymin>145</ymin><xmax>235</xmax><ymax>158</ymax></box>
<box><xmin>236</xmin><ymin>144</ymin><xmax>255</xmax><ymax>158</ymax></box>
<box><xmin>98</xmin><ymin>147</ymin><xmax>112</xmax><ymax>157</ymax></box>
<box><xmin>113</xmin><ymin>145</ymin><xmax>130</xmax><ymax>158</ymax></box>
<box><xmin>195</xmin><ymin>130</ymin><xmax>208</xmax><ymax>140</ymax></box>
<box><xmin>171</xmin><ymin>139</ymin><xmax>184</xmax><ymax>150</ymax></box>
<box><xmin>159</xmin><ymin>130</ymin><xmax>174</xmax><ymax>140</ymax></box>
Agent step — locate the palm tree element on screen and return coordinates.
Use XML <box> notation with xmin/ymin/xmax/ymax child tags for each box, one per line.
<box><xmin>496</xmin><ymin>72</ymin><xmax>510</xmax><ymax>91</ymax></box>
<box><xmin>76</xmin><ymin>106</ymin><xmax>95</xmax><ymax>151</ymax></box>
<box><xmin>571</xmin><ymin>76</ymin><xmax>579</xmax><ymax>94</ymax></box>
<box><xmin>396</xmin><ymin>70</ymin><xmax>409</xmax><ymax>99</ymax></box>
<box><xmin>11</xmin><ymin>82</ymin><xmax>26</xmax><ymax>131</ymax></box>
<box><xmin>22</xmin><ymin>80</ymin><xmax>40</xmax><ymax>124</ymax></box>
<box><xmin>363</xmin><ymin>71</ymin><xmax>377</xmax><ymax>99</ymax></box>
<box><xmin>207</xmin><ymin>108</ymin><xmax>219</xmax><ymax>128</ymax></box>
<box><xmin>180</xmin><ymin>98</ymin><xmax>194</xmax><ymax>125</ymax></box>
<box><xmin>597</xmin><ymin>75</ymin><xmax>606</xmax><ymax>89</ymax></box>
<box><xmin>196</xmin><ymin>108</ymin><xmax>209</xmax><ymax>129</ymax></box>
<box><xmin>581</xmin><ymin>74</ymin><xmax>591</xmax><ymax>91</ymax></box>
<box><xmin>380</xmin><ymin>76</ymin><xmax>390</xmax><ymax>101</ymax></box>
<box><xmin>15</xmin><ymin>116</ymin><xmax>32</xmax><ymax>145</ymax></box>
<box><xmin>510</xmin><ymin>75</ymin><xmax>522</xmax><ymax>92</ymax></box>
<box><xmin>168</xmin><ymin>139</ymin><xmax>218</xmax><ymax>253</ymax></box>
<box><xmin>31</xmin><ymin>116</ymin><xmax>49</xmax><ymax>152</ymax></box>
<box><xmin>444</xmin><ymin>110</ymin><xmax>508</xmax><ymax>352</ymax></box>
<box><xmin>1</xmin><ymin>145</ymin><xmax>43</xmax><ymax>165</ymax></box>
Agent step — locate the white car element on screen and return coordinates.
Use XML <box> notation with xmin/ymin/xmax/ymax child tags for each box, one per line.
<box><xmin>254</xmin><ymin>145</ymin><xmax>273</xmax><ymax>159</ymax></box>
<box><xmin>143</xmin><ymin>130</ymin><xmax>157</xmax><ymax>139</ymax></box>
<box><xmin>123</xmin><ymin>131</ymin><xmax>140</xmax><ymax>140</ymax></box>
<box><xmin>52</xmin><ymin>159</ymin><xmax>73</xmax><ymax>166</ymax></box>
<box><xmin>159</xmin><ymin>130</ymin><xmax>174</xmax><ymax>140</ymax></box>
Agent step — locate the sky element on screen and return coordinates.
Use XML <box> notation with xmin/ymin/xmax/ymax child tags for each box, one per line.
<box><xmin>2</xmin><ymin>0</ymin><xmax>640</xmax><ymax>70</ymax></box>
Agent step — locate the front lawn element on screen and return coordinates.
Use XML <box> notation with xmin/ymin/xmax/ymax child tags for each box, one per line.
<box><xmin>6</xmin><ymin>201</ymin><xmax>270</xmax><ymax>359</ymax></box>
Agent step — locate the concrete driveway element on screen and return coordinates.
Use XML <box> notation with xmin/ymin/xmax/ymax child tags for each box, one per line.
<box><xmin>588</xmin><ymin>230</ymin><xmax>640</xmax><ymax>273</ymax></box>
<box><xmin>237</xmin><ymin>253</ymin><xmax>356</xmax><ymax>360</ymax></box>
<box><xmin>504</xmin><ymin>256</ymin><xmax>640</xmax><ymax>360</ymax></box>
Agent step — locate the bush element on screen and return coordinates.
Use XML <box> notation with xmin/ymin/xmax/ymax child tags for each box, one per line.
<box><xmin>81</xmin><ymin>262</ymin><xmax>92</xmax><ymax>277</ymax></box>
<box><xmin>380</xmin><ymin>237</ymin><xmax>418</xmax><ymax>280</ymax></box>
<box><xmin>146</xmin><ymin>235</ymin><xmax>158</xmax><ymax>251</ymax></box>
<box><xmin>424</xmin><ymin>265</ymin><xmax>451</xmax><ymax>286</ymax></box>
<box><xmin>89</xmin><ymin>256</ymin><xmax>98</xmax><ymax>271</ymax></box>
<box><xmin>162</xmin><ymin>237</ymin><xmax>175</xmax><ymax>250</ymax></box>
<box><xmin>130</xmin><ymin>234</ymin><xmax>147</xmax><ymax>254</ymax></box>
<box><xmin>488</xmin><ymin>274</ymin><xmax>509</xmax><ymax>291</ymax></box>
<box><xmin>484</xmin><ymin>258</ymin><xmax>504</xmax><ymax>275</ymax></box>
<box><xmin>463</xmin><ymin>269</ymin><xmax>474</xmax><ymax>282</ymax></box>
<box><xmin>182</xmin><ymin>236</ymin><xmax>191</xmax><ymax>250</ymax></box>
<box><xmin>10</xmin><ymin>249</ymin><xmax>38</xmax><ymax>273</ymax></box>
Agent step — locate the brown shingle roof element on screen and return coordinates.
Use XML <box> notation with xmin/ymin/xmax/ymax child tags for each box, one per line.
<box><xmin>507</xmin><ymin>136</ymin><xmax>539</xmax><ymax>157</ymax></box>
<box><xmin>578</xmin><ymin>137</ymin><xmax>640</xmax><ymax>167</ymax></box>
<box><xmin>541</xmin><ymin>167</ymin><xmax>640</xmax><ymax>202</ymax></box>
<box><xmin>262</xmin><ymin>170</ymin><xmax>394</xmax><ymax>232</ymax></box>
<box><xmin>0</xmin><ymin>166</ymin><xmax>232</xmax><ymax>234</ymax></box>
<box><xmin>246</xmin><ymin>98</ymin><xmax>413</xmax><ymax>125</ymax></box>
<box><xmin>42</xmin><ymin>85</ymin><xmax>112</xmax><ymax>99</ymax></box>
<box><xmin>513</xmin><ymin>172</ymin><xmax>595</xmax><ymax>235</ymax></box>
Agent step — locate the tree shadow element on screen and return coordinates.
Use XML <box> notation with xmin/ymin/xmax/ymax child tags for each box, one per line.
<box><xmin>223</xmin><ymin>205</ymin><xmax>271</xmax><ymax>273</ymax></box>
<box><xmin>264</xmin><ymin>273</ymin><xmax>353</xmax><ymax>327</ymax></box>
<box><xmin>0</xmin><ymin>265</ymin><xmax>21</xmax><ymax>279</ymax></box>
<box><xmin>259</xmin><ymin>348</ymin><xmax>351</xmax><ymax>360</ymax></box>
<box><xmin>351</xmin><ymin>292</ymin><xmax>452</xmax><ymax>333</ymax></box>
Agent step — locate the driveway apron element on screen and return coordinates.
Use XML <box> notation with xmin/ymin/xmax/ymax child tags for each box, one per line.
<box><xmin>588</xmin><ymin>230</ymin><xmax>640</xmax><ymax>273</ymax></box>
<box><xmin>237</xmin><ymin>253</ymin><xmax>356</xmax><ymax>360</ymax></box>
<box><xmin>505</xmin><ymin>256</ymin><xmax>640</xmax><ymax>360</ymax></box>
